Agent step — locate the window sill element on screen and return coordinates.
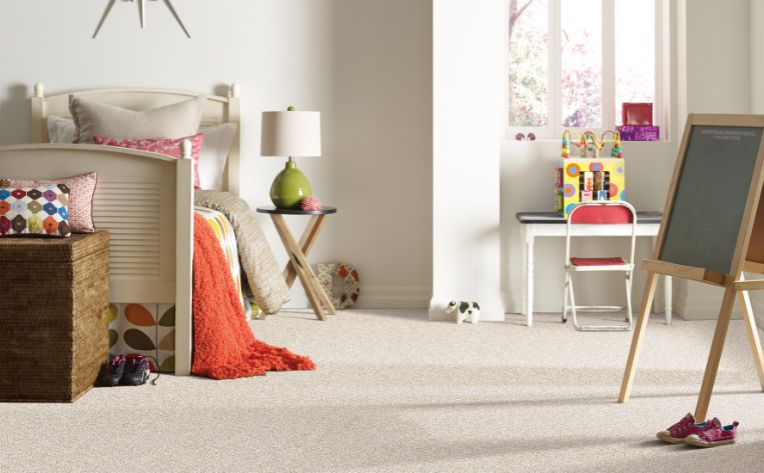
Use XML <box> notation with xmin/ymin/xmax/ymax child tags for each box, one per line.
<box><xmin>503</xmin><ymin>137</ymin><xmax>670</xmax><ymax>144</ymax></box>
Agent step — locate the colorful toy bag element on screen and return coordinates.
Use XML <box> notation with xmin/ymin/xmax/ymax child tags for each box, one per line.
<box><xmin>555</xmin><ymin>131</ymin><xmax>626</xmax><ymax>217</ymax></box>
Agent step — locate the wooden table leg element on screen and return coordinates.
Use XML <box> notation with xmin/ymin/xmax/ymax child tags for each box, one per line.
<box><xmin>259</xmin><ymin>216</ymin><xmax>324</xmax><ymax>320</ymax></box>
<box><xmin>260</xmin><ymin>216</ymin><xmax>320</xmax><ymax>320</ymax></box>
<box><xmin>738</xmin><ymin>289</ymin><xmax>764</xmax><ymax>391</ymax></box>
<box><xmin>525</xmin><ymin>230</ymin><xmax>534</xmax><ymax>326</ymax></box>
<box><xmin>272</xmin><ymin>214</ymin><xmax>325</xmax><ymax>320</ymax></box>
<box><xmin>283</xmin><ymin>215</ymin><xmax>325</xmax><ymax>289</ymax></box>
<box><xmin>619</xmin><ymin>271</ymin><xmax>658</xmax><ymax>403</ymax></box>
<box><xmin>695</xmin><ymin>286</ymin><xmax>737</xmax><ymax>421</ymax></box>
<box><xmin>271</xmin><ymin>214</ymin><xmax>336</xmax><ymax>319</ymax></box>
<box><xmin>275</xmin><ymin>215</ymin><xmax>336</xmax><ymax>315</ymax></box>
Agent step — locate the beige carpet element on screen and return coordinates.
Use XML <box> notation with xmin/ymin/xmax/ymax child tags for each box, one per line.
<box><xmin>2</xmin><ymin>310</ymin><xmax>764</xmax><ymax>473</ymax></box>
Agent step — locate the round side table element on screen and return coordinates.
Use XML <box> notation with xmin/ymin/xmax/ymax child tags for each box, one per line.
<box><xmin>257</xmin><ymin>206</ymin><xmax>337</xmax><ymax>320</ymax></box>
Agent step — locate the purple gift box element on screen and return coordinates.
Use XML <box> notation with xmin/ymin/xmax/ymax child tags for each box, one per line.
<box><xmin>617</xmin><ymin>125</ymin><xmax>660</xmax><ymax>141</ymax></box>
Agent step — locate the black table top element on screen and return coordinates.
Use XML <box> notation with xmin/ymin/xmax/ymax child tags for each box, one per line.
<box><xmin>257</xmin><ymin>206</ymin><xmax>337</xmax><ymax>216</ymax></box>
<box><xmin>516</xmin><ymin>211</ymin><xmax>663</xmax><ymax>224</ymax></box>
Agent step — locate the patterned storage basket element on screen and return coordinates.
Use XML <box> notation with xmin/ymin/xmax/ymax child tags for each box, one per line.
<box><xmin>0</xmin><ymin>231</ymin><xmax>110</xmax><ymax>402</ymax></box>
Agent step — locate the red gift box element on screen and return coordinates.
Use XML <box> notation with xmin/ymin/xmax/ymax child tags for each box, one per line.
<box><xmin>622</xmin><ymin>103</ymin><xmax>653</xmax><ymax>125</ymax></box>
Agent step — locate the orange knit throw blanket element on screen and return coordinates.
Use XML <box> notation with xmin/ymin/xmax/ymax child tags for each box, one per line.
<box><xmin>191</xmin><ymin>214</ymin><xmax>315</xmax><ymax>379</ymax></box>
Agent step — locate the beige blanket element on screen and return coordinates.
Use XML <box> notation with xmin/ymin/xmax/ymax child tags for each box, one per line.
<box><xmin>195</xmin><ymin>190</ymin><xmax>290</xmax><ymax>314</ymax></box>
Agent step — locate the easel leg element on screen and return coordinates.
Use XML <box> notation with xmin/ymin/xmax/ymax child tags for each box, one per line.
<box><xmin>738</xmin><ymin>289</ymin><xmax>764</xmax><ymax>391</ymax></box>
<box><xmin>619</xmin><ymin>271</ymin><xmax>658</xmax><ymax>403</ymax></box>
<box><xmin>695</xmin><ymin>287</ymin><xmax>737</xmax><ymax>421</ymax></box>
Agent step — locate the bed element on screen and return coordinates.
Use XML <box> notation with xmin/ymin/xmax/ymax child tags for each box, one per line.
<box><xmin>0</xmin><ymin>83</ymin><xmax>243</xmax><ymax>376</ymax></box>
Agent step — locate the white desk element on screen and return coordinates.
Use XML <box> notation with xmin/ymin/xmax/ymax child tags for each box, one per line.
<box><xmin>517</xmin><ymin>211</ymin><xmax>671</xmax><ymax>327</ymax></box>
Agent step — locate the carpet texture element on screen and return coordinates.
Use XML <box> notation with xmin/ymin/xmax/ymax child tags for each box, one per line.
<box><xmin>1</xmin><ymin>310</ymin><xmax>764</xmax><ymax>472</ymax></box>
<box><xmin>191</xmin><ymin>214</ymin><xmax>314</xmax><ymax>379</ymax></box>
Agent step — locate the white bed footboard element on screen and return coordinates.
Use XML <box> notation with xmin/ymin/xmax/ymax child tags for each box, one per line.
<box><xmin>0</xmin><ymin>144</ymin><xmax>194</xmax><ymax>375</ymax></box>
<box><xmin>18</xmin><ymin>83</ymin><xmax>242</xmax><ymax>376</ymax></box>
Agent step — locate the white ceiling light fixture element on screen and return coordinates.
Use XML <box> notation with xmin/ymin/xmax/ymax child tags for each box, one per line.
<box><xmin>92</xmin><ymin>0</ymin><xmax>191</xmax><ymax>39</ymax></box>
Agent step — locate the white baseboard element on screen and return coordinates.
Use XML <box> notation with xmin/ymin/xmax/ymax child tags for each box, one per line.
<box><xmin>655</xmin><ymin>282</ymin><xmax>764</xmax><ymax>332</ymax></box>
<box><xmin>428</xmin><ymin>309</ymin><xmax>505</xmax><ymax>322</ymax></box>
<box><xmin>429</xmin><ymin>299</ymin><xmax>506</xmax><ymax>322</ymax></box>
<box><xmin>279</xmin><ymin>284</ymin><xmax>764</xmax><ymax>329</ymax></box>
<box><xmin>676</xmin><ymin>295</ymin><xmax>764</xmax><ymax>327</ymax></box>
<box><xmin>754</xmin><ymin>300</ymin><xmax>764</xmax><ymax>329</ymax></box>
<box><xmin>501</xmin><ymin>293</ymin><xmax>667</xmax><ymax>316</ymax></box>
<box><xmin>676</xmin><ymin>294</ymin><xmax>743</xmax><ymax>320</ymax></box>
<box><xmin>282</xmin><ymin>286</ymin><xmax>431</xmax><ymax>310</ymax></box>
<box><xmin>354</xmin><ymin>286</ymin><xmax>431</xmax><ymax>309</ymax></box>
<box><xmin>503</xmin><ymin>295</ymin><xmax>523</xmax><ymax>315</ymax></box>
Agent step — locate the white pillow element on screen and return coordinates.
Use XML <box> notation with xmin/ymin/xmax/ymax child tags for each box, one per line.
<box><xmin>198</xmin><ymin>123</ymin><xmax>237</xmax><ymax>190</ymax></box>
<box><xmin>47</xmin><ymin>115</ymin><xmax>76</xmax><ymax>143</ymax></box>
<box><xmin>47</xmin><ymin>117</ymin><xmax>236</xmax><ymax>191</ymax></box>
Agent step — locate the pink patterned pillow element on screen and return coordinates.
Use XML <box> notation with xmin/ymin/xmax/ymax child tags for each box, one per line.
<box><xmin>94</xmin><ymin>133</ymin><xmax>204</xmax><ymax>189</ymax></box>
<box><xmin>0</xmin><ymin>172</ymin><xmax>97</xmax><ymax>233</ymax></box>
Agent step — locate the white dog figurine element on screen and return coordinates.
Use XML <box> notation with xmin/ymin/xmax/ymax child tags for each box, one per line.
<box><xmin>445</xmin><ymin>301</ymin><xmax>481</xmax><ymax>324</ymax></box>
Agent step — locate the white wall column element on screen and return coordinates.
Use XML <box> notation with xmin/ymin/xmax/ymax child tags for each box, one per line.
<box><xmin>750</xmin><ymin>0</ymin><xmax>764</xmax><ymax>329</ymax></box>
<box><xmin>431</xmin><ymin>0</ymin><xmax>504</xmax><ymax>321</ymax></box>
<box><xmin>675</xmin><ymin>0</ymin><xmax>751</xmax><ymax>321</ymax></box>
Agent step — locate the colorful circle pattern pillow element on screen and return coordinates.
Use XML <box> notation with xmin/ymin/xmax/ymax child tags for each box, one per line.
<box><xmin>0</xmin><ymin>172</ymin><xmax>97</xmax><ymax>233</ymax></box>
<box><xmin>0</xmin><ymin>184</ymin><xmax>71</xmax><ymax>237</ymax></box>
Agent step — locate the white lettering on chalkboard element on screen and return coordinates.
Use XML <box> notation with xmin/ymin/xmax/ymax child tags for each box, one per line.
<box><xmin>701</xmin><ymin>129</ymin><xmax>757</xmax><ymax>141</ymax></box>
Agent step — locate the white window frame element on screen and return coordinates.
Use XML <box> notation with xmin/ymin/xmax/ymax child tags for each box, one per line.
<box><xmin>507</xmin><ymin>0</ymin><xmax>670</xmax><ymax>141</ymax></box>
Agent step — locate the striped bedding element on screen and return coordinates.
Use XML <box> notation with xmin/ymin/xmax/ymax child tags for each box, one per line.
<box><xmin>194</xmin><ymin>206</ymin><xmax>253</xmax><ymax>319</ymax></box>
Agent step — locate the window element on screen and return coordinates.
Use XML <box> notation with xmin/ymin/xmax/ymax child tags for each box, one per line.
<box><xmin>508</xmin><ymin>0</ymin><xmax>667</xmax><ymax>139</ymax></box>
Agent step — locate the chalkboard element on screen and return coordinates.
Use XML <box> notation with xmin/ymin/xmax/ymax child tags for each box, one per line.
<box><xmin>660</xmin><ymin>124</ymin><xmax>764</xmax><ymax>274</ymax></box>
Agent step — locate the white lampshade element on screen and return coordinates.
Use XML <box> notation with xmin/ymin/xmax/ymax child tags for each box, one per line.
<box><xmin>260</xmin><ymin>111</ymin><xmax>322</xmax><ymax>157</ymax></box>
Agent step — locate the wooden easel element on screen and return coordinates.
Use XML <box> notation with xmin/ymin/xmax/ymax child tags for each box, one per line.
<box><xmin>619</xmin><ymin>114</ymin><xmax>764</xmax><ymax>420</ymax></box>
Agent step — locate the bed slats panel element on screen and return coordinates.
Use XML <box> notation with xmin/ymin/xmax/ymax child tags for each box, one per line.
<box><xmin>0</xmin><ymin>145</ymin><xmax>179</xmax><ymax>304</ymax></box>
<box><xmin>93</xmin><ymin>180</ymin><xmax>162</xmax><ymax>278</ymax></box>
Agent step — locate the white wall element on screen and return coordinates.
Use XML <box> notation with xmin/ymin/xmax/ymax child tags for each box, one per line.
<box><xmin>501</xmin><ymin>1</ymin><xmax>678</xmax><ymax>315</ymax></box>
<box><xmin>0</xmin><ymin>0</ymin><xmax>433</xmax><ymax>310</ymax></box>
<box><xmin>501</xmin><ymin>0</ymin><xmax>758</xmax><ymax>323</ymax></box>
<box><xmin>750</xmin><ymin>0</ymin><xmax>764</xmax><ymax>328</ymax></box>
<box><xmin>754</xmin><ymin>0</ymin><xmax>764</xmax><ymax>114</ymax></box>
<box><xmin>675</xmin><ymin>0</ymin><xmax>751</xmax><ymax>320</ymax></box>
<box><xmin>430</xmin><ymin>0</ymin><xmax>504</xmax><ymax>321</ymax></box>
<box><xmin>1</xmin><ymin>1</ymin><xmax>758</xmax><ymax>320</ymax></box>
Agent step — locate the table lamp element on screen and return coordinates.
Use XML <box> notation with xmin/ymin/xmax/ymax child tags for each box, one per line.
<box><xmin>261</xmin><ymin>108</ymin><xmax>321</xmax><ymax>209</ymax></box>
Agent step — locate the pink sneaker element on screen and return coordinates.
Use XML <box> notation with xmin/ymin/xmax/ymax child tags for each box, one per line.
<box><xmin>656</xmin><ymin>413</ymin><xmax>710</xmax><ymax>443</ymax></box>
<box><xmin>684</xmin><ymin>419</ymin><xmax>738</xmax><ymax>448</ymax></box>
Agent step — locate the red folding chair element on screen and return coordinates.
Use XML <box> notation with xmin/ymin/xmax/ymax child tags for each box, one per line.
<box><xmin>562</xmin><ymin>201</ymin><xmax>637</xmax><ymax>331</ymax></box>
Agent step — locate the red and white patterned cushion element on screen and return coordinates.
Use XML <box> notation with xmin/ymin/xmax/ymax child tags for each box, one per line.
<box><xmin>0</xmin><ymin>172</ymin><xmax>96</xmax><ymax>233</ymax></box>
<box><xmin>94</xmin><ymin>133</ymin><xmax>204</xmax><ymax>189</ymax></box>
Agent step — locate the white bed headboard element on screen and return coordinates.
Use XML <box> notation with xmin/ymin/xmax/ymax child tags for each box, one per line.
<box><xmin>30</xmin><ymin>83</ymin><xmax>242</xmax><ymax>196</ymax></box>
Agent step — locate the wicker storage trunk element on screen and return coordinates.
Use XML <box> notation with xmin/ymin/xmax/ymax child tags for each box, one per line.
<box><xmin>0</xmin><ymin>231</ymin><xmax>110</xmax><ymax>402</ymax></box>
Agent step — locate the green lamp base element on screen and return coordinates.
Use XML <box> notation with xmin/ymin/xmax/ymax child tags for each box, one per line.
<box><xmin>270</xmin><ymin>159</ymin><xmax>313</xmax><ymax>209</ymax></box>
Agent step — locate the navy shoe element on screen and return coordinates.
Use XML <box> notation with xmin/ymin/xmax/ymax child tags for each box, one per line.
<box><xmin>100</xmin><ymin>355</ymin><xmax>127</xmax><ymax>387</ymax></box>
<box><xmin>121</xmin><ymin>356</ymin><xmax>151</xmax><ymax>386</ymax></box>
